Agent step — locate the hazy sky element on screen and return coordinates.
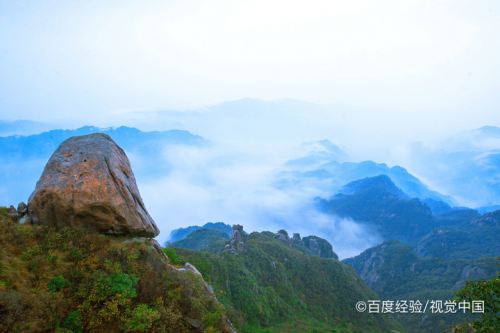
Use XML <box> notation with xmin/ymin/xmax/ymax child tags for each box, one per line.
<box><xmin>1</xmin><ymin>0</ymin><xmax>499</xmax><ymax>132</ymax></box>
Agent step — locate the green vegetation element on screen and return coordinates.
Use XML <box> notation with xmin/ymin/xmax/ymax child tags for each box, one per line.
<box><xmin>125</xmin><ymin>304</ymin><xmax>161</xmax><ymax>332</ymax></box>
<box><xmin>416</xmin><ymin>227</ymin><xmax>499</xmax><ymax>260</ymax></box>
<box><xmin>319</xmin><ymin>175</ymin><xmax>434</xmax><ymax>244</ymax></box>
<box><xmin>171</xmin><ymin>228</ymin><xmax>230</xmax><ymax>253</ymax></box>
<box><xmin>416</xmin><ymin>210</ymin><xmax>500</xmax><ymax>260</ymax></box>
<box><xmin>344</xmin><ymin>241</ymin><xmax>499</xmax><ymax>332</ymax></box>
<box><xmin>163</xmin><ymin>246</ymin><xmax>185</xmax><ymax>265</ymax></box>
<box><xmin>60</xmin><ymin>310</ymin><xmax>83</xmax><ymax>333</ymax></box>
<box><xmin>175</xmin><ymin>231</ymin><xmax>400</xmax><ymax>333</ymax></box>
<box><xmin>0</xmin><ymin>209</ymin><xmax>232</xmax><ymax>333</ymax></box>
<box><xmin>48</xmin><ymin>275</ymin><xmax>70</xmax><ymax>292</ymax></box>
<box><xmin>169</xmin><ymin>222</ymin><xmax>232</xmax><ymax>243</ymax></box>
<box><xmin>453</xmin><ymin>274</ymin><xmax>500</xmax><ymax>332</ymax></box>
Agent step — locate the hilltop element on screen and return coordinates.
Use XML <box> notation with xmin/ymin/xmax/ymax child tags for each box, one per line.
<box><xmin>169</xmin><ymin>226</ymin><xmax>400</xmax><ymax>333</ymax></box>
<box><xmin>0</xmin><ymin>133</ymin><xmax>233</xmax><ymax>333</ymax></box>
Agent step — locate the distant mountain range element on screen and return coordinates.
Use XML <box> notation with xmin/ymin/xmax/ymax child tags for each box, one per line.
<box><xmin>408</xmin><ymin>126</ymin><xmax>500</xmax><ymax>207</ymax></box>
<box><xmin>0</xmin><ymin>120</ymin><xmax>53</xmax><ymax>136</ymax></box>
<box><xmin>277</xmin><ymin>125</ymin><xmax>500</xmax><ymax>210</ymax></box>
<box><xmin>317</xmin><ymin>175</ymin><xmax>435</xmax><ymax>244</ymax></box>
<box><xmin>276</xmin><ymin>140</ymin><xmax>453</xmax><ymax>206</ymax></box>
<box><xmin>0</xmin><ymin>126</ymin><xmax>206</xmax><ymax>205</ymax></box>
<box><xmin>0</xmin><ymin>125</ymin><xmax>206</xmax><ymax>159</ymax></box>
<box><xmin>318</xmin><ymin>175</ymin><xmax>500</xmax><ymax>251</ymax></box>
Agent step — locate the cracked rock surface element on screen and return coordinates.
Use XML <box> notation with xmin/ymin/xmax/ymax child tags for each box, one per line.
<box><xmin>28</xmin><ymin>133</ymin><xmax>159</xmax><ymax>237</ymax></box>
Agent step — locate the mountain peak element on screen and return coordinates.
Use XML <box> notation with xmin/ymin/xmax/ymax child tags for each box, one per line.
<box><xmin>477</xmin><ymin>125</ymin><xmax>500</xmax><ymax>136</ymax></box>
<box><xmin>339</xmin><ymin>174</ymin><xmax>407</xmax><ymax>198</ymax></box>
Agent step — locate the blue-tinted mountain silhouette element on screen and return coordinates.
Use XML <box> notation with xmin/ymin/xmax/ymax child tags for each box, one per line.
<box><xmin>0</xmin><ymin>126</ymin><xmax>206</xmax><ymax>205</ymax></box>
<box><xmin>317</xmin><ymin>175</ymin><xmax>435</xmax><ymax>244</ymax></box>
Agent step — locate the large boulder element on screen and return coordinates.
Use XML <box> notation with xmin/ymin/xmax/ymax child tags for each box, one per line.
<box><xmin>28</xmin><ymin>133</ymin><xmax>159</xmax><ymax>237</ymax></box>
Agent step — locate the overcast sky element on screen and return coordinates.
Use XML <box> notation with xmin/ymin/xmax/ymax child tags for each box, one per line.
<box><xmin>1</xmin><ymin>0</ymin><xmax>499</xmax><ymax>134</ymax></box>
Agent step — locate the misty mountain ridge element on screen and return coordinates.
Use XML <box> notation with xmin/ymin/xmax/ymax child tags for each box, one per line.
<box><xmin>170</xmin><ymin>228</ymin><xmax>231</xmax><ymax>253</ymax></box>
<box><xmin>1</xmin><ymin>122</ymin><xmax>499</xmax><ymax>260</ymax></box>
<box><xmin>168</xmin><ymin>222</ymin><xmax>232</xmax><ymax>244</ymax></box>
<box><xmin>277</xmin><ymin>151</ymin><xmax>453</xmax><ymax>206</ymax></box>
<box><xmin>0</xmin><ymin>125</ymin><xmax>207</xmax><ymax>206</ymax></box>
<box><xmin>477</xmin><ymin>125</ymin><xmax>500</xmax><ymax>137</ymax></box>
<box><xmin>446</xmin><ymin>125</ymin><xmax>500</xmax><ymax>151</ymax></box>
<box><xmin>317</xmin><ymin>175</ymin><xmax>435</xmax><ymax>244</ymax></box>
<box><xmin>285</xmin><ymin>139</ymin><xmax>349</xmax><ymax>169</ymax></box>
<box><xmin>0</xmin><ymin>125</ymin><xmax>206</xmax><ymax>159</ymax></box>
<box><xmin>413</xmin><ymin>209</ymin><xmax>500</xmax><ymax>260</ymax></box>
<box><xmin>337</xmin><ymin>174</ymin><xmax>407</xmax><ymax>198</ymax></box>
<box><xmin>0</xmin><ymin>119</ymin><xmax>53</xmax><ymax>136</ymax></box>
<box><xmin>408</xmin><ymin>125</ymin><xmax>500</xmax><ymax>207</ymax></box>
<box><xmin>184</xmin><ymin>108</ymin><xmax>500</xmax><ymax>208</ymax></box>
<box><xmin>317</xmin><ymin>174</ymin><xmax>500</xmax><ymax>257</ymax></box>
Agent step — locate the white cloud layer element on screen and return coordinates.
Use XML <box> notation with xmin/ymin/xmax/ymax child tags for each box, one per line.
<box><xmin>135</xmin><ymin>142</ymin><xmax>380</xmax><ymax>258</ymax></box>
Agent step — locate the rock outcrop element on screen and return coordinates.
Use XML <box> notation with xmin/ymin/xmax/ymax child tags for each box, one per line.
<box><xmin>17</xmin><ymin>202</ymin><xmax>28</xmax><ymax>215</ymax></box>
<box><xmin>274</xmin><ymin>229</ymin><xmax>290</xmax><ymax>242</ymax></box>
<box><xmin>292</xmin><ymin>232</ymin><xmax>301</xmax><ymax>242</ymax></box>
<box><xmin>278</xmin><ymin>231</ymin><xmax>338</xmax><ymax>259</ymax></box>
<box><xmin>7</xmin><ymin>205</ymin><xmax>18</xmax><ymax>222</ymax></box>
<box><xmin>302</xmin><ymin>235</ymin><xmax>338</xmax><ymax>259</ymax></box>
<box><xmin>224</xmin><ymin>224</ymin><xmax>247</xmax><ymax>253</ymax></box>
<box><xmin>472</xmin><ymin>209</ymin><xmax>500</xmax><ymax>227</ymax></box>
<box><xmin>27</xmin><ymin>133</ymin><xmax>159</xmax><ymax>237</ymax></box>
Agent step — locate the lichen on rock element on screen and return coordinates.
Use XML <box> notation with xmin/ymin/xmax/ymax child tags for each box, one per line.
<box><xmin>27</xmin><ymin>133</ymin><xmax>159</xmax><ymax>237</ymax></box>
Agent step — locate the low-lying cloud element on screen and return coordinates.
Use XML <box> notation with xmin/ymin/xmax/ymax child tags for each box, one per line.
<box><xmin>135</xmin><ymin>142</ymin><xmax>381</xmax><ymax>259</ymax></box>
